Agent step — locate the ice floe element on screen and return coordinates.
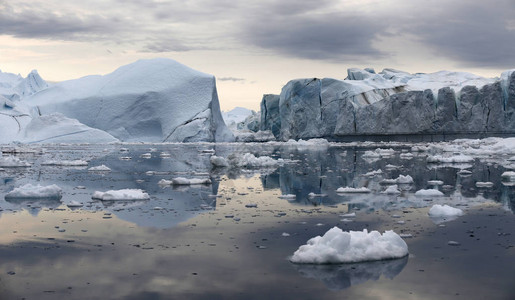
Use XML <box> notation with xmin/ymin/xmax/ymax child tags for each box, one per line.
<box><xmin>5</xmin><ymin>184</ymin><xmax>62</xmax><ymax>200</ymax></box>
<box><xmin>290</xmin><ymin>227</ymin><xmax>408</xmax><ymax>264</ymax></box>
<box><xmin>92</xmin><ymin>189</ymin><xmax>150</xmax><ymax>201</ymax></box>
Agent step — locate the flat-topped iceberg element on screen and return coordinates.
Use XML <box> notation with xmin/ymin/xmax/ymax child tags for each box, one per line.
<box><xmin>290</xmin><ymin>227</ymin><xmax>408</xmax><ymax>264</ymax></box>
<box><xmin>261</xmin><ymin>67</ymin><xmax>515</xmax><ymax>140</ymax></box>
<box><xmin>0</xmin><ymin>58</ymin><xmax>234</xmax><ymax>144</ymax></box>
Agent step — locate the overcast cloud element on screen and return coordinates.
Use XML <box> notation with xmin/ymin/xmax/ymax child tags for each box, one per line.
<box><xmin>1</xmin><ymin>0</ymin><xmax>514</xmax><ymax>69</ymax></box>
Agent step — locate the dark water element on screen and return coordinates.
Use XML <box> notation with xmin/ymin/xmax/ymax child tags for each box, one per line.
<box><xmin>0</xmin><ymin>142</ymin><xmax>513</xmax><ymax>299</ymax></box>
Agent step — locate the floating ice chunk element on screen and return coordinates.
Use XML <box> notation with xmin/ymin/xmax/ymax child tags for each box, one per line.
<box><xmin>428</xmin><ymin>204</ymin><xmax>464</xmax><ymax>217</ymax></box>
<box><xmin>399</xmin><ymin>153</ymin><xmax>414</xmax><ymax>159</ymax></box>
<box><xmin>383</xmin><ymin>185</ymin><xmax>401</xmax><ymax>194</ymax></box>
<box><xmin>340</xmin><ymin>213</ymin><xmax>356</xmax><ymax>218</ymax></box>
<box><xmin>396</xmin><ymin>175</ymin><xmax>414</xmax><ymax>184</ymax></box>
<box><xmin>501</xmin><ymin>171</ymin><xmax>515</xmax><ymax>181</ymax></box>
<box><xmin>210</xmin><ymin>155</ymin><xmax>229</xmax><ymax>167</ymax></box>
<box><xmin>42</xmin><ymin>160</ymin><xmax>88</xmax><ymax>166</ymax></box>
<box><xmin>427</xmin><ymin>180</ymin><xmax>444</xmax><ymax>186</ymax></box>
<box><xmin>67</xmin><ymin>200</ymin><xmax>84</xmax><ymax>208</ymax></box>
<box><xmin>230</xmin><ymin>153</ymin><xmax>283</xmax><ymax>168</ymax></box>
<box><xmin>88</xmin><ymin>165</ymin><xmax>111</xmax><ymax>171</ymax></box>
<box><xmin>308</xmin><ymin>192</ymin><xmax>327</xmax><ymax>198</ymax></box>
<box><xmin>336</xmin><ymin>187</ymin><xmax>371</xmax><ymax>193</ymax></box>
<box><xmin>282</xmin><ymin>232</ymin><xmax>291</xmax><ymax>237</ymax></box>
<box><xmin>5</xmin><ymin>184</ymin><xmax>62</xmax><ymax>200</ymax></box>
<box><xmin>363</xmin><ymin>169</ymin><xmax>383</xmax><ymax>177</ymax></box>
<box><xmin>290</xmin><ymin>227</ymin><xmax>408</xmax><ymax>264</ymax></box>
<box><xmin>475</xmin><ymin>182</ymin><xmax>494</xmax><ymax>188</ymax></box>
<box><xmin>140</xmin><ymin>153</ymin><xmax>152</xmax><ymax>159</ymax></box>
<box><xmin>158</xmin><ymin>177</ymin><xmax>211</xmax><ymax>185</ymax></box>
<box><xmin>92</xmin><ymin>189</ymin><xmax>150</xmax><ymax>201</ymax></box>
<box><xmin>415</xmin><ymin>189</ymin><xmax>444</xmax><ymax>197</ymax></box>
<box><xmin>279</xmin><ymin>194</ymin><xmax>296</xmax><ymax>200</ymax></box>
<box><xmin>0</xmin><ymin>156</ymin><xmax>31</xmax><ymax>167</ymax></box>
<box><xmin>427</xmin><ymin>155</ymin><xmax>474</xmax><ymax>163</ymax></box>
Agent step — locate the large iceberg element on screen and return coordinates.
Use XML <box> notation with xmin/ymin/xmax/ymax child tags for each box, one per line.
<box><xmin>261</xmin><ymin>68</ymin><xmax>515</xmax><ymax>140</ymax></box>
<box><xmin>0</xmin><ymin>58</ymin><xmax>234</xmax><ymax>144</ymax></box>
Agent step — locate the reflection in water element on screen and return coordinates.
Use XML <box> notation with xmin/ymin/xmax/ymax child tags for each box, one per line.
<box><xmin>293</xmin><ymin>256</ymin><xmax>409</xmax><ymax>291</ymax></box>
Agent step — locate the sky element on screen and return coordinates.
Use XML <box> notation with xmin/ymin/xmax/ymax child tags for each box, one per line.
<box><xmin>0</xmin><ymin>0</ymin><xmax>514</xmax><ymax>111</ymax></box>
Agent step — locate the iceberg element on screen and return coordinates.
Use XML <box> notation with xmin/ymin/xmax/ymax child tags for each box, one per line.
<box><xmin>290</xmin><ymin>227</ymin><xmax>408</xmax><ymax>264</ymax></box>
<box><xmin>0</xmin><ymin>58</ymin><xmax>234</xmax><ymax>143</ymax></box>
<box><xmin>261</xmin><ymin>68</ymin><xmax>515</xmax><ymax>140</ymax></box>
<box><xmin>92</xmin><ymin>189</ymin><xmax>150</xmax><ymax>201</ymax></box>
<box><xmin>5</xmin><ymin>184</ymin><xmax>62</xmax><ymax>200</ymax></box>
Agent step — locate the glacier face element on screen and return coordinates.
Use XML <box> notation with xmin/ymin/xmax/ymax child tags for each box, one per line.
<box><xmin>0</xmin><ymin>58</ymin><xmax>234</xmax><ymax>144</ymax></box>
<box><xmin>262</xmin><ymin>68</ymin><xmax>515</xmax><ymax>140</ymax></box>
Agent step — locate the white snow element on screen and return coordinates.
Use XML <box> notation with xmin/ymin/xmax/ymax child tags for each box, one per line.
<box><xmin>42</xmin><ymin>160</ymin><xmax>88</xmax><ymax>166</ymax></box>
<box><xmin>336</xmin><ymin>187</ymin><xmax>371</xmax><ymax>193</ymax></box>
<box><xmin>415</xmin><ymin>189</ymin><xmax>444</xmax><ymax>197</ymax></box>
<box><xmin>92</xmin><ymin>189</ymin><xmax>150</xmax><ymax>201</ymax></box>
<box><xmin>428</xmin><ymin>204</ymin><xmax>464</xmax><ymax>217</ymax></box>
<box><xmin>290</xmin><ymin>227</ymin><xmax>408</xmax><ymax>264</ymax></box>
<box><xmin>5</xmin><ymin>184</ymin><xmax>62</xmax><ymax>200</ymax></box>
<box><xmin>0</xmin><ymin>156</ymin><xmax>31</xmax><ymax>167</ymax></box>
<box><xmin>88</xmin><ymin>165</ymin><xmax>111</xmax><ymax>171</ymax></box>
<box><xmin>158</xmin><ymin>177</ymin><xmax>211</xmax><ymax>185</ymax></box>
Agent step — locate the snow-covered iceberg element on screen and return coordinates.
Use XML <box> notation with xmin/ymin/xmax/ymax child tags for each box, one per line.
<box><xmin>261</xmin><ymin>68</ymin><xmax>515</xmax><ymax>140</ymax></box>
<box><xmin>290</xmin><ymin>227</ymin><xmax>408</xmax><ymax>264</ymax></box>
<box><xmin>5</xmin><ymin>184</ymin><xmax>62</xmax><ymax>200</ymax></box>
<box><xmin>0</xmin><ymin>58</ymin><xmax>234</xmax><ymax>143</ymax></box>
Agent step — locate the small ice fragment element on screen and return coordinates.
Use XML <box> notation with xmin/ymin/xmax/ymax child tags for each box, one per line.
<box><xmin>383</xmin><ymin>185</ymin><xmax>401</xmax><ymax>194</ymax></box>
<box><xmin>340</xmin><ymin>212</ymin><xmax>356</xmax><ymax>218</ymax></box>
<box><xmin>336</xmin><ymin>187</ymin><xmax>371</xmax><ymax>193</ymax></box>
<box><xmin>92</xmin><ymin>189</ymin><xmax>150</xmax><ymax>201</ymax></box>
<box><xmin>140</xmin><ymin>153</ymin><xmax>152</xmax><ymax>159</ymax></box>
<box><xmin>210</xmin><ymin>155</ymin><xmax>229</xmax><ymax>167</ymax></box>
<box><xmin>282</xmin><ymin>232</ymin><xmax>291</xmax><ymax>237</ymax></box>
<box><xmin>278</xmin><ymin>194</ymin><xmax>296</xmax><ymax>200</ymax></box>
<box><xmin>428</xmin><ymin>205</ymin><xmax>463</xmax><ymax>217</ymax></box>
<box><xmin>88</xmin><ymin>165</ymin><xmax>111</xmax><ymax>171</ymax></box>
<box><xmin>447</xmin><ymin>241</ymin><xmax>460</xmax><ymax>246</ymax></box>
<box><xmin>399</xmin><ymin>233</ymin><xmax>413</xmax><ymax>238</ymax></box>
<box><xmin>415</xmin><ymin>189</ymin><xmax>444</xmax><ymax>197</ymax></box>
<box><xmin>42</xmin><ymin>160</ymin><xmax>88</xmax><ymax>166</ymax></box>
<box><xmin>427</xmin><ymin>180</ymin><xmax>444</xmax><ymax>186</ymax></box>
<box><xmin>475</xmin><ymin>182</ymin><xmax>494</xmax><ymax>188</ymax></box>
<box><xmin>341</xmin><ymin>218</ymin><xmax>353</xmax><ymax>223</ymax></box>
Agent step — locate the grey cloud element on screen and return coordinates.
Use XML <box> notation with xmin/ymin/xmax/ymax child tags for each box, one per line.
<box><xmin>395</xmin><ymin>0</ymin><xmax>515</xmax><ymax>68</ymax></box>
<box><xmin>241</xmin><ymin>13</ymin><xmax>386</xmax><ymax>61</ymax></box>
<box><xmin>0</xmin><ymin>2</ymin><xmax>123</xmax><ymax>41</ymax></box>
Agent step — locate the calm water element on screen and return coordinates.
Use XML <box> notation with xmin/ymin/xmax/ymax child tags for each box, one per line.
<box><xmin>0</xmin><ymin>142</ymin><xmax>513</xmax><ymax>299</ymax></box>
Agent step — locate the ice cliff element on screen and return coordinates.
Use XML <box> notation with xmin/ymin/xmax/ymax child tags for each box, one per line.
<box><xmin>0</xmin><ymin>58</ymin><xmax>234</xmax><ymax>143</ymax></box>
<box><xmin>261</xmin><ymin>68</ymin><xmax>515</xmax><ymax>140</ymax></box>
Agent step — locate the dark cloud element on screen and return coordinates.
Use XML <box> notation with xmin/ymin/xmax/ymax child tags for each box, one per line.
<box><xmin>218</xmin><ymin>77</ymin><xmax>246</xmax><ymax>82</ymax></box>
<box><xmin>0</xmin><ymin>2</ymin><xmax>123</xmax><ymax>41</ymax></box>
<box><xmin>242</xmin><ymin>14</ymin><xmax>385</xmax><ymax>61</ymax></box>
<box><xmin>395</xmin><ymin>0</ymin><xmax>515</xmax><ymax>68</ymax></box>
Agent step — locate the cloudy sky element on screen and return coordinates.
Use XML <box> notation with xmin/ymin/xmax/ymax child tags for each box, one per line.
<box><xmin>1</xmin><ymin>0</ymin><xmax>514</xmax><ymax>110</ymax></box>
